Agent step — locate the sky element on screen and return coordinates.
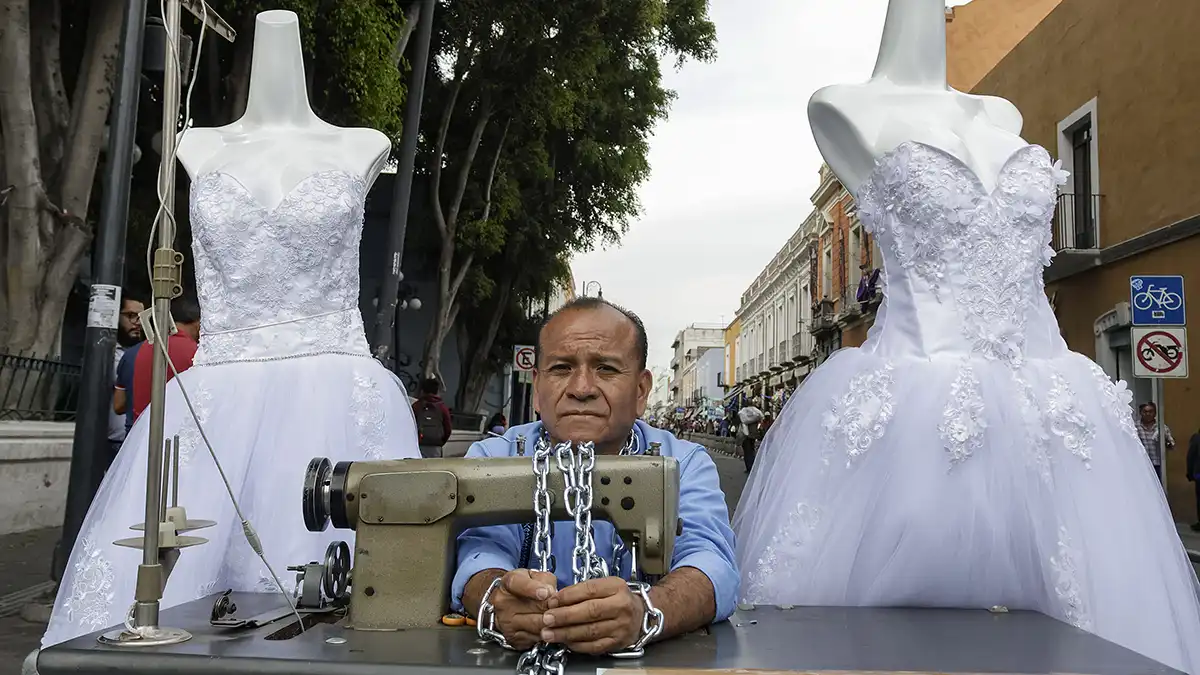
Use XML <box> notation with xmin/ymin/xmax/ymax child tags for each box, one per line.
<box><xmin>571</xmin><ymin>0</ymin><xmax>975</xmax><ymax>372</ymax></box>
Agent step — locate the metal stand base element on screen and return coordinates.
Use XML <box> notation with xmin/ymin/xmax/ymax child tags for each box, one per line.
<box><xmin>97</xmin><ymin>626</ymin><xmax>192</xmax><ymax>648</ymax></box>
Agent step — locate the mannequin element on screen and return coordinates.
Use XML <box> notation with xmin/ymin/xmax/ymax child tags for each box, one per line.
<box><xmin>808</xmin><ymin>0</ymin><xmax>1026</xmax><ymax>195</ymax></box>
<box><xmin>177</xmin><ymin>10</ymin><xmax>391</xmax><ymax>204</ymax></box>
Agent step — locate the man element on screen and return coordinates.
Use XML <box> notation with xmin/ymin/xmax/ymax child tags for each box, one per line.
<box><xmin>452</xmin><ymin>298</ymin><xmax>738</xmax><ymax>655</ymax></box>
<box><xmin>1136</xmin><ymin>401</ymin><xmax>1175</xmax><ymax>482</ymax></box>
<box><xmin>131</xmin><ymin>298</ymin><xmax>200</xmax><ymax>419</ymax></box>
<box><xmin>107</xmin><ymin>295</ymin><xmax>144</xmax><ymax>468</ymax></box>
<box><xmin>413</xmin><ymin>377</ymin><xmax>453</xmax><ymax>458</ymax></box>
<box><xmin>736</xmin><ymin>402</ymin><xmax>763</xmax><ymax>473</ymax></box>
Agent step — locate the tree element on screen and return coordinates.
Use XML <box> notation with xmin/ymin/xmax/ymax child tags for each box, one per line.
<box><xmin>0</xmin><ymin>0</ymin><xmax>124</xmax><ymax>356</ymax></box>
<box><xmin>422</xmin><ymin>0</ymin><xmax>717</xmax><ymax>385</ymax></box>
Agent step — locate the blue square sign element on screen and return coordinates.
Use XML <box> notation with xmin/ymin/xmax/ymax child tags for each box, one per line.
<box><xmin>1130</xmin><ymin>275</ymin><xmax>1186</xmax><ymax>326</ymax></box>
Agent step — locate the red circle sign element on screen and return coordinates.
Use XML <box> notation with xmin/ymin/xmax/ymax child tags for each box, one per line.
<box><xmin>1136</xmin><ymin>330</ymin><xmax>1184</xmax><ymax>374</ymax></box>
<box><xmin>515</xmin><ymin>347</ymin><xmax>536</xmax><ymax>371</ymax></box>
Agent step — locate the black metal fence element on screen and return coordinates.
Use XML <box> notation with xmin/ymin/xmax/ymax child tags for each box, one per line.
<box><xmin>0</xmin><ymin>351</ymin><xmax>83</xmax><ymax>421</ymax></box>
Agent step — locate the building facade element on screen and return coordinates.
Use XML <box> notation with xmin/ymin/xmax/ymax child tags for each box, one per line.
<box><xmin>945</xmin><ymin>0</ymin><xmax>1065</xmax><ymax>91</ymax></box>
<box><xmin>732</xmin><ymin>214</ymin><xmax>818</xmax><ymax>406</ymax></box>
<box><xmin>808</xmin><ymin>165</ymin><xmax>884</xmax><ymax>364</ymax></box>
<box><xmin>669</xmin><ymin>323</ymin><xmax>725</xmax><ymax>407</ymax></box>
<box><xmin>973</xmin><ymin>0</ymin><xmax>1200</xmax><ymax>517</ymax></box>
<box><xmin>723</xmin><ymin>317</ymin><xmax>741</xmax><ymax>393</ymax></box>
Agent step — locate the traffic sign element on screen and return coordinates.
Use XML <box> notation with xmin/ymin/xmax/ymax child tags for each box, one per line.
<box><xmin>513</xmin><ymin>345</ymin><xmax>536</xmax><ymax>372</ymax></box>
<box><xmin>1130</xmin><ymin>275</ymin><xmax>1186</xmax><ymax>325</ymax></box>
<box><xmin>1132</xmin><ymin>327</ymin><xmax>1188</xmax><ymax>378</ymax></box>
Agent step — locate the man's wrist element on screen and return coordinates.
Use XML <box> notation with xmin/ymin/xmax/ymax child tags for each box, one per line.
<box><xmin>462</xmin><ymin>568</ymin><xmax>507</xmax><ymax>618</ymax></box>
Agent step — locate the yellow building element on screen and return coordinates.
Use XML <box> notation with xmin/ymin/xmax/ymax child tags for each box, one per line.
<box><xmin>723</xmin><ymin>316</ymin><xmax>741</xmax><ymax>393</ymax></box>
<box><xmin>973</xmin><ymin>0</ymin><xmax>1200</xmax><ymax>519</ymax></box>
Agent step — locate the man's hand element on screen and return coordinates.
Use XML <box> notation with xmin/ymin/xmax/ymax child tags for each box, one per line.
<box><xmin>541</xmin><ymin>577</ymin><xmax>642</xmax><ymax>655</ymax></box>
<box><xmin>466</xmin><ymin>569</ymin><xmax>557</xmax><ymax>650</ymax></box>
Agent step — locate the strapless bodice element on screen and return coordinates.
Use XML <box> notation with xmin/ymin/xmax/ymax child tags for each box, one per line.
<box><xmin>853</xmin><ymin>141</ymin><xmax>1071</xmax><ymax>366</ymax></box>
<box><xmin>188</xmin><ymin>170</ymin><xmax>371</xmax><ymax>365</ymax></box>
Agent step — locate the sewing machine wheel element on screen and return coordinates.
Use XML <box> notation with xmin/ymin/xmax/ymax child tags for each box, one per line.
<box><xmin>210</xmin><ymin>590</ymin><xmax>237</xmax><ymax>621</ymax></box>
<box><xmin>323</xmin><ymin>541</ymin><xmax>351</xmax><ymax>603</ymax></box>
<box><xmin>303</xmin><ymin>457</ymin><xmax>332</xmax><ymax>532</ymax></box>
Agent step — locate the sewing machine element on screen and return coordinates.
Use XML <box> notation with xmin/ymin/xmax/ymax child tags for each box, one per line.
<box><xmin>300</xmin><ymin>454</ymin><xmax>680</xmax><ymax>630</ymax></box>
<box><xmin>36</xmin><ymin>454</ymin><xmax>1185</xmax><ymax>675</ymax></box>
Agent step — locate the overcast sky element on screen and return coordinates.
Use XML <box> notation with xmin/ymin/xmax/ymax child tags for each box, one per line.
<box><xmin>571</xmin><ymin>0</ymin><xmax>973</xmax><ymax>371</ymax></box>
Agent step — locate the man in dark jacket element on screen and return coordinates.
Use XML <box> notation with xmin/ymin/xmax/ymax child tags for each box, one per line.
<box><xmin>412</xmin><ymin>377</ymin><xmax>453</xmax><ymax>458</ymax></box>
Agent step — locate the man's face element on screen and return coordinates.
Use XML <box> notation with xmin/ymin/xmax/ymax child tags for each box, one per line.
<box><xmin>533</xmin><ymin>306</ymin><xmax>651</xmax><ymax>453</ymax></box>
<box><xmin>1140</xmin><ymin>405</ymin><xmax>1157</xmax><ymax>425</ymax></box>
<box><xmin>119</xmin><ymin>299</ymin><xmax>144</xmax><ymax>345</ymax></box>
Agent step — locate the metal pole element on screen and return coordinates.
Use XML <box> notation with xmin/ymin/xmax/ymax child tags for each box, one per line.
<box><xmin>135</xmin><ymin>0</ymin><xmax>182</xmax><ymax>630</ymax></box>
<box><xmin>52</xmin><ymin>0</ymin><xmax>148</xmax><ymax>584</ymax></box>
<box><xmin>371</xmin><ymin>0</ymin><xmax>437</xmax><ymax>367</ymax></box>
<box><xmin>1157</xmin><ymin>378</ymin><xmax>1167</xmax><ymax>490</ymax></box>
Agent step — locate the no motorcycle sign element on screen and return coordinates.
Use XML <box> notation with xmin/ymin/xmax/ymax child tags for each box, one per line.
<box><xmin>1132</xmin><ymin>327</ymin><xmax>1189</xmax><ymax>379</ymax></box>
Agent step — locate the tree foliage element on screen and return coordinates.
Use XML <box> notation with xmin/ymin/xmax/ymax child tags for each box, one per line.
<box><xmin>421</xmin><ymin>0</ymin><xmax>717</xmax><ymax>399</ymax></box>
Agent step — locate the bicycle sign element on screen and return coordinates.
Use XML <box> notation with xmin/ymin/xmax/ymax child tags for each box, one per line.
<box><xmin>1132</xmin><ymin>327</ymin><xmax>1188</xmax><ymax>378</ymax></box>
<box><xmin>1130</xmin><ymin>275</ymin><xmax>1186</xmax><ymax>326</ymax></box>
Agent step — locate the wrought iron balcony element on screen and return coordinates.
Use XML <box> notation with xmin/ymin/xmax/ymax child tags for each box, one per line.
<box><xmin>1053</xmin><ymin>193</ymin><xmax>1101</xmax><ymax>251</ymax></box>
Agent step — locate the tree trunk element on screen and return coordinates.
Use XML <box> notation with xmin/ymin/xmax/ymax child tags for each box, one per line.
<box><xmin>0</xmin><ymin>0</ymin><xmax>122</xmax><ymax>357</ymax></box>
<box><xmin>458</xmin><ymin>272</ymin><xmax>514</xmax><ymax>412</ymax></box>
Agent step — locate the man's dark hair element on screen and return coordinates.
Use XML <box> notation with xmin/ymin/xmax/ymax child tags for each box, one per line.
<box><xmin>171</xmin><ymin>297</ymin><xmax>201</xmax><ymax>325</ymax></box>
<box><xmin>536</xmin><ymin>297</ymin><xmax>648</xmax><ymax>370</ymax></box>
<box><xmin>420</xmin><ymin>377</ymin><xmax>441</xmax><ymax>396</ymax></box>
<box><xmin>1141</xmin><ymin>401</ymin><xmax>1157</xmax><ymax>412</ymax></box>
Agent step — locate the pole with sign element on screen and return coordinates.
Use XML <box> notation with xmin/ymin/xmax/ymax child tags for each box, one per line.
<box><xmin>1130</xmin><ymin>275</ymin><xmax>1187</xmax><ymax>489</ymax></box>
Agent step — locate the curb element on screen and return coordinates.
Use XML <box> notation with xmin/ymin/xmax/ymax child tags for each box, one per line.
<box><xmin>0</xmin><ymin>580</ymin><xmax>54</xmax><ymax>619</ymax></box>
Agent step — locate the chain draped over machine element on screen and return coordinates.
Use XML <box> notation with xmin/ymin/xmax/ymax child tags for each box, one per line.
<box><xmin>477</xmin><ymin>437</ymin><xmax>665</xmax><ymax>675</ymax></box>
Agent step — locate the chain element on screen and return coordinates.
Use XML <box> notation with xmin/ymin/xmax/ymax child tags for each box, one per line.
<box><xmin>479</xmin><ymin>431</ymin><xmax>662</xmax><ymax>674</ymax></box>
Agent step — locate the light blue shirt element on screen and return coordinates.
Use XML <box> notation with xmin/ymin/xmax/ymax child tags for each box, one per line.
<box><xmin>451</xmin><ymin>420</ymin><xmax>740</xmax><ymax>623</ymax></box>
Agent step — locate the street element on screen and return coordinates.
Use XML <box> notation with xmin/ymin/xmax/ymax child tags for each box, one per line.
<box><xmin>3</xmin><ymin>451</ymin><xmax>1196</xmax><ymax>674</ymax></box>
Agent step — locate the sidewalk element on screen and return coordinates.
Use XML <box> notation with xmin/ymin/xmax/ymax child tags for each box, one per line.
<box><xmin>0</xmin><ymin>527</ymin><xmax>57</xmax><ymax>674</ymax></box>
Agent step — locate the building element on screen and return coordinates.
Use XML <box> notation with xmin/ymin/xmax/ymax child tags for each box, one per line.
<box><xmin>945</xmin><ymin>0</ymin><xmax>1065</xmax><ymax>91</ymax></box>
<box><xmin>808</xmin><ymin>165</ymin><xmax>884</xmax><ymax>363</ymax></box>
<box><xmin>645</xmin><ymin>367</ymin><xmax>673</xmax><ymax>420</ymax></box>
<box><xmin>971</xmin><ymin>0</ymin><xmax>1200</xmax><ymax>517</ymax></box>
<box><xmin>669</xmin><ymin>323</ymin><xmax>725</xmax><ymax>407</ymax></box>
<box><xmin>681</xmin><ymin>346</ymin><xmax>724</xmax><ymax>407</ymax></box>
<box><xmin>732</xmin><ymin>213</ymin><xmax>818</xmax><ymax>406</ymax></box>
<box><xmin>723</xmin><ymin>317</ymin><xmax>741</xmax><ymax>394</ymax></box>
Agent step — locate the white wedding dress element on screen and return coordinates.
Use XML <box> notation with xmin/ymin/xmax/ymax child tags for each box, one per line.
<box><xmin>43</xmin><ymin>170</ymin><xmax>420</xmax><ymax>647</ymax></box>
<box><xmin>733</xmin><ymin>141</ymin><xmax>1200</xmax><ymax>674</ymax></box>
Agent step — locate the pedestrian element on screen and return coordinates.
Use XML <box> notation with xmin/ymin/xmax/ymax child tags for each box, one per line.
<box><xmin>1188</xmin><ymin>428</ymin><xmax>1200</xmax><ymax>531</ymax></box>
<box><xmin>487</xmin><ymin>412</ymin><xmax>507</xmax><ymax>436</ymax></box>
<box><xmin>413</xmin><ymin>377</ymin><xmax>452</xmax><ymax>458</ymax></box>
<box><xmin>107</xmin><ymin>295</ymin><xmax>144</xmax><ymax>470</ymax></box>
<box><xmin>1135</xmin><ymin>401</ymin><xmax>1175</xmax><ymax>483</ymax></box>
<box><xmin>737</xmin><ymin>403</ymin><xmax>763</xmax><ymax>474</ymax></box>
<box><xmin>131</xmin><ymin>297</ymin><xmax>200</xmax><ymax>420</ymax></box>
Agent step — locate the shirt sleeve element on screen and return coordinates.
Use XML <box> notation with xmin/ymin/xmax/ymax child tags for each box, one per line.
<box><xmin>173</xmin><ymin>337</ymin><xmax>197</xmax><ymax>372</ymax></box>
<box><xmin>115</xmin><ymin>349</ymin><xmax>136</xmax><ymax>391</ymax></box>
<box><xmin>450</xmin><ymin>440</ymin><xmax>524</xmax><ymax>612</ymax></box>
<box><xmin>671</xmin><ymin>446</ymin><xmax>740</xmax><ymax>623</ymax></box>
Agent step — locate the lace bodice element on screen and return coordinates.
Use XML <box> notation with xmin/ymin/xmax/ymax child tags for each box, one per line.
<box><xmin>188</xmin><ymin>170</ymin><xmax>372</xmax><ymax>365</ymax></box>
<box><xmin>854</xmin><ymin>141</ymin><xmax>1070</xmax><ymax>366</ymax></box>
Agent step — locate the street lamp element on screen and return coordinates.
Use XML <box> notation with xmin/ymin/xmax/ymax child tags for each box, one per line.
<box><xmin>582</xmin><ymin>280</ymin><xmax>603</xmax><ymax>298</ymax></box>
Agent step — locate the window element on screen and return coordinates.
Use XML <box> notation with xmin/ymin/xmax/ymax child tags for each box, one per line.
<box><xmin>822</xmin><ymin>246</ymin><xmax>833</xmax><ymax>298</ymax></box>
<box><xmin>1057</xmin><ymin>98</ymin><xmax>1100</xmax><ymax>250</ymax></box>
<box><xmin>849</xmin><ymin>227</ymin><xmax>862</xmax><ymax>287</ymax></box>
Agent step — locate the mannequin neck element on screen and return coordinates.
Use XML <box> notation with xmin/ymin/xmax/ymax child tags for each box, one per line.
<box><xmin>870</xmin><ymin>0</ymin><xmax>949</xmax><ymax>89</ymax></box>
<box><xmin>239</xmin><ymin>11</ymin><xmax>321</xmax><ymax>128</ymax></box>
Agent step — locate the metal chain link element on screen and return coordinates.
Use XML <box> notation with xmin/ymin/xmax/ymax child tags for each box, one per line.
<box><xmin>479</xmin><ymin>432</ymin><xmax>662</xmax><ymax>675</ymax></box>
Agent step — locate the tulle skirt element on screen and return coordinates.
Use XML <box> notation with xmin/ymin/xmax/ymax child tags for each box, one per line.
<box><xmin>734</xmin><ymin>347</ymin><xmax>1200</xmax><ymax>674</ymax></box>
<box><xmin>42</xmin><ymin>354</ymin><xmax>420</xmax><ymax>647</ymax></box>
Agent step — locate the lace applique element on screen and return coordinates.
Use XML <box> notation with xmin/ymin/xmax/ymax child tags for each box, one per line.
<box><xmin>62</xmin><ymin>537</ymin><xmax>115</xmax><ymax>631</ymax></box>
<box><xmin>1013</xmin><ymin>373</ymin><xmax>1053</xmax><ymax>483</ymax></box>
<box><xmin>189</xmin><ymin>170</ymin><xmax>370</xmax><ymax>362</ymax></box>
<box><xmin>939</xmin><ymin>366</ymin><xmax>986</xmax><ymax>467</ymax></box>
<box><xmin>1085</xmin><ymin>362</ymin><xmax>1138</xmax><ymax>443</ymax></box>
<box><xmin>1050</xmin><ymin>525</ymin><xmax>1092</xmax><ymax>630</ymax></box>
<box><xmin>1043</xmin><ymin>371</ymin><xmax>1095</xmax><ymax>466</ymax></box>
<box><xmin>176</xmin><ymin>379</ymin><xmax>213</xmax><ymax>468</ymax></box>
<box><xmin>823</xmin><ymin>363</ymin><xmax>896</xmax><ymax>464</ymax></box>
<box><xmin>856</xmin><ymin>142</ymin><xmax>1061</xmax><ymax>364</ymax></box>
<box><xmin>743</xmin><ymin>502</ymin><xmax>823</xmax><ymax>603</ymax></box>
<box><xmin>352</xmin><ymin>374</ymin><xmax>387</xmax><ymax>460</ymax></box>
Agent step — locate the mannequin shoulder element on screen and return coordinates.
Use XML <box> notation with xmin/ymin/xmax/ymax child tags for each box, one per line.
<box><xmin>976</xmin><ymin>94</ymin><xmax>1023</xmax><ymax>135</ymax></box>
<box><xmin>340</xmin><ymin>126</ymin><xmax>392</xmax><ymax>156</ymax></box>
<box><xmin>807</xmin><ymin>85</ymin><xmax>877</xmax><ymax>194</ymax></box>
<box><xmin>176</xmin><ymin>128</ymin><xmax>225</xmax><ymax>178</ymax></box>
